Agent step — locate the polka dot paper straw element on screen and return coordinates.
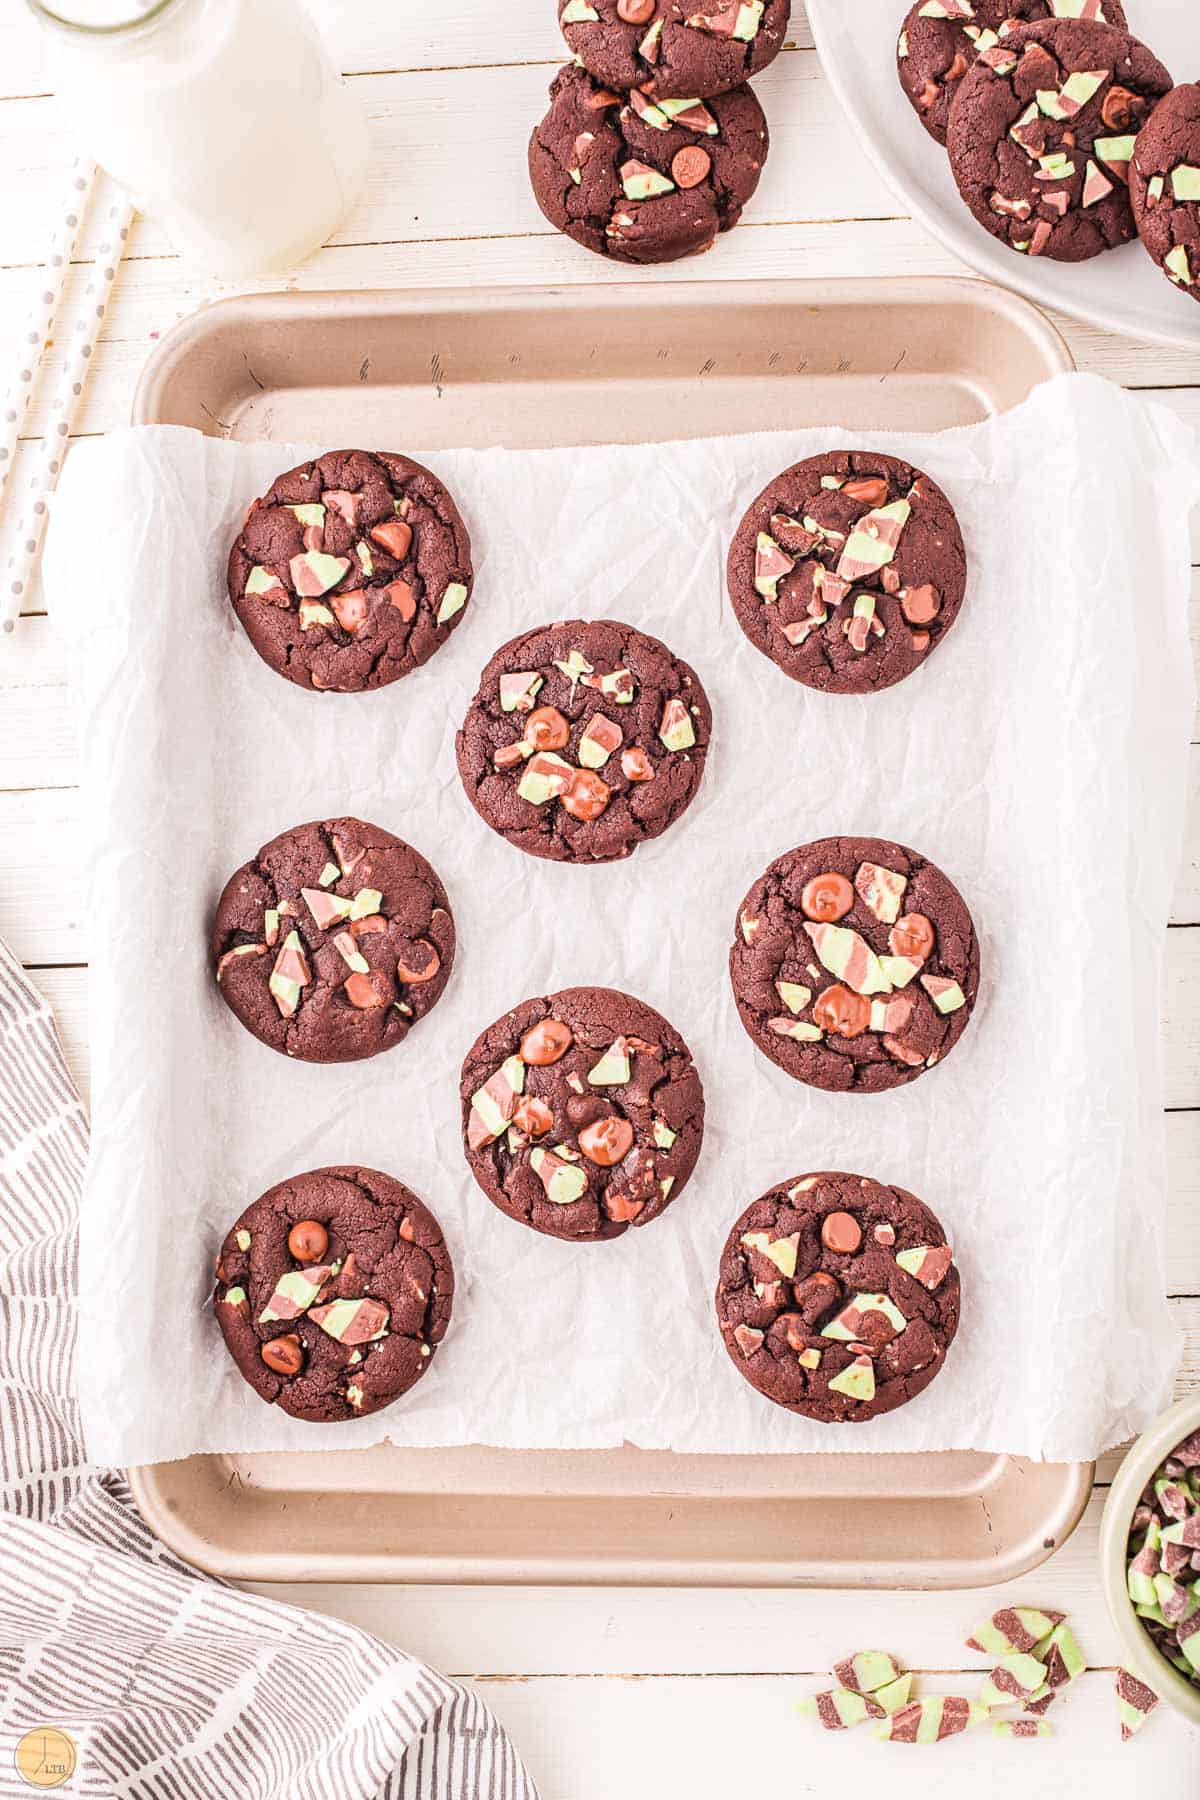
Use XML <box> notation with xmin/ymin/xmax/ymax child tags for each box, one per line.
<box><xmin>2</xmin><ymin>181</ymin><xmax>133</xmax><ymax>635</ymax></box>
<box><xmin>0</xmin><ymin>158</ymin><xmax>95</xmax><ymax>519</ymax></box>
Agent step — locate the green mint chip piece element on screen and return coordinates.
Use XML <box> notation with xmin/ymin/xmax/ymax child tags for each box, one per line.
<box><xmin>244</xmin><ymin>564</ymin><xmax>281</xmax><ymax>597</ymax></box>
<box><xmin>437</xmin><ymin>581</ymin><xmax>468</xmax><ymax>625</ymax></box>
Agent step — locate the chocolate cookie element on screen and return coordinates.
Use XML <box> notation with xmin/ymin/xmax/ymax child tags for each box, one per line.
<box><xmin>456</xmin><ymin>618</ymin><xmax>711</xmax><ymax>864</ymax></box>
<box><xmin>946</xmin><ymin>19</ymin><xmax>1173</xmax><ymax>262</ymax></box>
<box><xmin>213</xmin><ymin>1166</ymin><xmax>454</xmax><ymax>1423</ymax></box>
<box><xmin>558</xmin><ymin>0</ymin><xmax>790</xmax><ymax>101</ymax></box>
<box><xmin>1131</xmin><ymin>84</ymin><xmax>1200</xmax><ymax>303</ymax></box>
<box><xmin>227</xmin><ymin>449</ymin><xmax>473</xmax><ymax>693</ymax></box>
<box><xmin>213</xmin><ymin>816</ymin><xmax>454</xmax><ymax>1063</ymax></box>
<box><xmin>730</xmin><ymin>836</ymin><xmax>980</xmax><ymax>1093</ymax></box>
<box><xmin>727</xmin><ymin>451</ymin><xmax>966</xmax><ymax>695</ymax></box>
<box><xmin>461</xmin><ymin>986</ymin><xmax>704</xmax><ymax>1241</ymax></box>
<box><xmin>528</xmin><ymin>62</ymin><xmax>768</xmax><ymax>263</ymax></box>
<box><xmin>898</xmin><ymin>0</ymin><xmax>1127</xmax><ymax>147</ymax></box>
<box><xmin>715</xmin><ymin>1171</ymin><xmax>961</xmax><ymax>1423</ymax></box>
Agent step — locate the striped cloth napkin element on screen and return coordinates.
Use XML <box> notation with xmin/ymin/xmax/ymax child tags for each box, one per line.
<box><xmin>0</xmin><ymin>937</ymin><xmax>539</xmax><ymax>1799</ymax></box>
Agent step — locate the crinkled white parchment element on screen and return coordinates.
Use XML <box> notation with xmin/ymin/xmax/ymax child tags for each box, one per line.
<box><xmin>44</xmin><ymin>372</ymin><xmax>1197</xmax><ymax>1466</ymax></box>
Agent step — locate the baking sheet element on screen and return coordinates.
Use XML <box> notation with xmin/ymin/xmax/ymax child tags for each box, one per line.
<box><xmin>47</xmin><ymin>368</ymin><xmax>1196</xmax><ymax>1470</ymax></box>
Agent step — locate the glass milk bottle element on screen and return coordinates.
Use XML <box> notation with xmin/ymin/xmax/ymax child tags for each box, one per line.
<box><xmin>28</xmin><ymin>0</ymin><xmax>368</xmax><ymax>278</ymax></box>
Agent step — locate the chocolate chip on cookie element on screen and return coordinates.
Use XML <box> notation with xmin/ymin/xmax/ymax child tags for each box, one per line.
<box><xmin>558</xmin><ymin>0</ymin><xmax>790</xmax><ymax>101</ymax></box>
<box><xmin>729</xmin><ymin>836</ymin><xmax>980</xmax><ymax>1093</ymax></box>
<box><xmin>897</xmin><ymin>0</ymin><xmax>1127</xmax><ymax>148</ymax></box>
<box><xmin>456</xmin><ymin>618</ymin><xmax>711</xmax><ymax>863</ymax></box>
<box><xmin>212</xmin><ymin>816</ymin><xmax>454</xmax><ymax>1063</ymax></box>
<box><xmin>727</xmin><ymin>451</ymin><xmax>967</xmax><ymax>695</ymax></box>
<box><xmin>715</xmin><ymin>1171</ymin><xmax>961</xmax><ymax>1423</ymax></box>
<box><xmin>227</xmin><ymin>449</ymin><xmax>473</xmax><ymax>693</ymax></box>
<box><xmin>1131</xmin><ymin>84</ymin><xmax>1200</xmax><ymax>304</ymax></box>
<box><xmin>529</xmin><ymin>61</ymin><xmax>768</xmax><ymax>263</ymax></box>
<box><xmin>461</xmin><ymin>985</ymin><xmax>704</xmax><ymax>1241</ymax></box>
<box><xmin>214</xmin><ymin>1165</ymin><xmax>454</xmax><ymax>1422</ymax></box>
<box><xmin>946</xmin><ymin>18</ymin><xmax>1173</xmax><ymax>263</ymax></box>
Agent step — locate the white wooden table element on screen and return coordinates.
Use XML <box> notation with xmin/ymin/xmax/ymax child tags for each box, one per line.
<box><xmin>2</xmin><ymin>3</ymin><xmax>1198</xmax><ymax>1792</ymax></box>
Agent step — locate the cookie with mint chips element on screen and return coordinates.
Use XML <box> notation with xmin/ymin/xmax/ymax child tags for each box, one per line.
<box><xmin>212</xmin><ymin>816</ymin><xmax>454</xmax><ymax>1064</ymax></box>
<box><xmin>726</xmin><ymin>450</ymin><xmax>967</xmax><ymax>695</ymax></box>
<box><xmin>730</xmin><ymin>835</ymin><xmax>980</xmax><ymax>1094</ymax></box>
<box><xmin>456</xmin><ymin>617</ymin><xmax>711</xmax><ymax>863</ymax></box>
<box><xmin>897</xmin><ymin>0</ymin><xmax>1127</xmax><ymax>148</ymax></box>
<box><xmin>715</xmin><ymin>1171</ymin><xmax>961</xmax><ymax>1424</ymax></box>
<box><xmin>1131</xmin><ymin>84</ymin><xmax>1200</xmax><ymax>305</ymax></box>
<box><xmin>557</xmin><ymin>0</ymin><xmax>790</xmax><ymax>102</ymax></box>
<box><xmin>213</xmin><ymin>1165</ymin><xmax>454</xmax><ymax>1423</ymax></box>
<box><xmin>528</xmin><ymin>61</ymin><xmax>768</xmax><ymax>264</ymax></box>
<box><xmin>946</xmin><ymin>17</ymin><xmax>1173</xmax><ymax>263</ymax></box>
<box><xmin>461</xmin><ymin>985</ymin><xmax>704</xmax><ymax>1242</ymax></box>
<box><xmin>227</xmin><ymin>448</ymin><xmax>472</xmax><ymax>693</ymax></box>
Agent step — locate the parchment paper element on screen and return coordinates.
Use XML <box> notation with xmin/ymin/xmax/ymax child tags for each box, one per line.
<box><xmin>44</xmin><ymin>372</ymin><xmax>1198</xmax><ymax>1467</ymax></box>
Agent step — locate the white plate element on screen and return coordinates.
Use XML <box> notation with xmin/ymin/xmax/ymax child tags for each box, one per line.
<box><xmin>807</xmin><ymin>0</ymin><xmax>1200</xmax><ymax>348</ymax></box>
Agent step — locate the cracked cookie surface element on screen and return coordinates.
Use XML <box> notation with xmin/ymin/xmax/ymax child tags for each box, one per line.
<box><xmin>716</xmin><ymin>1170</ymin><xmax>961</xmax><ymax>1423</ymax></box>
<box><xmin>946</xmin><ymin>17</ymin><xmax>1172</xmax><ymax>262</ymax></box>
<box><xmin>227</xmin><ymin>448</ymin><xmax>473</xmax><ymax>693</ymax></box>
<box><xmin>455</xmin><ymin>617</ymin><xmax>711</xmax><ymax>863</ymax></box>
<box><xmin>897</xmin><ymin>0</ymin><xmax>1126</xmax><ymax>148</ymax></box>
<box><xmin>214</xmin><ymin>1165</ymin><xmax>454</xmax><ymax>1423</ymax></box>
<box><xmin>730</xmin><ymin>835</ymin><xmax>980</xmax><ymax>1094</ymax></box>
<box><xmin>212</xmin><ymin>816</ymin><xmax>455</xmax><ymax>1063</ymax></box>
<box><xmin>528</xmin><ymin>61</ymin><xmax>768</xmax><ymax>263</ymax></box>
<box><xmin>727</xmin><ymin>451</ymin><xmax>966</xmax><ymax>695</ymax></box>
<box><xmin>557</xmin><ymin>0</ymin><xmax>790</xmax><ymax>102</ymax></box>
<box><xmin>1131</xmin><ymin>83</ymin><xmax>1200</xmax><ymax>304</ymax></box>
<box><xmin>461</xmin><ymin>986</ymin><xmax>704</xmax><ymax>1242</ymax></box>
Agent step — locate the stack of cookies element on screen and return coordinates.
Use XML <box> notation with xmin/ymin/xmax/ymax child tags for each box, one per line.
<box><xmin>896</xmin><ymin>2</ymin><xmax>1200</xmax><ymax>307</ymax></box>
<box><xmin>528</xmin><ymin>0</ymin><xmax>791</xmax><ymax>263</ymax></box>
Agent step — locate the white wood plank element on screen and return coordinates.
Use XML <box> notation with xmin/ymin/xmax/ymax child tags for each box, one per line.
<box><xmin>469</xmin><ymin>1669</ymin><xmax>1196</xmax><ymax>1800</ymax></box>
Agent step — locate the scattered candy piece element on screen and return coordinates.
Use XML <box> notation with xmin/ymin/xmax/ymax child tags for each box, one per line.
<box><xmin>796</xmin><ymin>1690</ymin><xmax>883</xmax><ymax>1731</ymax></box>
<box><xmin>993</xmin><ymin>1719</ymin><xmax>1053</xmax><ymax>1739</ymax></box>
<box><xmin>579</xmin><ymin>714</ymin><xmax>623</xmax><ymax>769</ymax></box>
<box><xmin>978</xmin><ymin>1652</ymin><xmax>1048</xmax><ymax>1710</ymax></box>
<box><xmin>875</xmin><ymin>1697</ymin><xmax>987</xmax><ymax>1743</ymax></box>
<box><xmin>1115</xmin><ymin>1668</ymin><xmax>1159</xmax><ymax>1740</ymax></box>
<box><xmin>832</xmin><ymin>1650</ymin><xmax>904</xmax><ymax>1695</ymax></box>
<box><xmin>967</xmin><ymin>1609</ymin><xmax>1065</xmax><ymax>1657</ymax></box>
